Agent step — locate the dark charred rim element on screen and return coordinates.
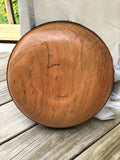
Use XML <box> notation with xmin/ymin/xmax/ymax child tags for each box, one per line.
<box><xmin>6</xmin><ymin>20</ymin><xmax>114</xmax><ymax>128</ymax></box>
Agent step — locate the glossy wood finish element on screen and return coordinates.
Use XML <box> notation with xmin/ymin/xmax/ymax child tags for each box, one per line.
<box><xmin>7</xmin><ymin>21</ymin><xmax>114</xmax><ymax>128</ymax></box>
<box><xmin>1</xmin><ymin>43</ymin><xmax>120</xmax><ymax>159</ymax></box>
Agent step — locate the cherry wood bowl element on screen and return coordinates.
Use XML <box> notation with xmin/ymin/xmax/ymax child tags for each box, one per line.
<box><xmin>7</xmin><ymin>21</ymin><xmax>114</xmax><ymax>128</ymax></box>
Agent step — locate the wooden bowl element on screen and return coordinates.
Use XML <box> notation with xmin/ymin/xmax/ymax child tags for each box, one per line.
<box><xmin>7</xmin><ymin>21</ymin><xmax>114</xmax><ymax>128</ymax></box>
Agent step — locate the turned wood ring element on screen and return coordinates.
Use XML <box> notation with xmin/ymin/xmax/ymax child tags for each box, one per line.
<box><xmin>7</xmin><ymin>21</ymin><xmax>114</xmax><ymax>128</ymax></box>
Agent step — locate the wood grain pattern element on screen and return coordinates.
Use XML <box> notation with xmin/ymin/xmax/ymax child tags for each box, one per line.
<box><xmin>0</xmin><ymin>53</ymin><xmax>10</xmax><ymax>81</ymax></box>
<box><xmin>7</xmin><ymin>21</ymin><xmax>114</xmax><ymax>128</ymax></box>
<box><xmin>0</xmin><ymin>116</ymin><xmax>120</xmax><ymax>160</ymax></box>
<box><xmin>0</xmin><ymin>101</ymin><xmax>36</xmax><ymax>144</ymax></box>
<box><xmin>0</xmin><ymin>44</ymin><xmax>15</xmax><ymax>81</ymax></box>
<box><xmin>75</xmin><ymin>124</ymin><xmax>120</xmax><ymax>160</ymax></box>
<box><xmin>0</xmin><ymin>43</ymin><xmax>119</xmax><ymax>160</ymax></box>
<box><xmin>0</xmin><ymin>81</ymin><xmax>11</xmax><ymax>105</ymax></box>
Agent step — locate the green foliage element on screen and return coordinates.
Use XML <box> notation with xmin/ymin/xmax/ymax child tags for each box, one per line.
<box><xmin>12</xmin><ymin>0</ymin><xmax>19</xmax><ymax>24</ymax></box>
<box><xmin>0</xmin><ymin>0</ymin><xmax>8</xmax><ymax>24</ymax></box>
<box><xmin>0</xmin><ymin>0</ymin><xmax>19</xmax><ymax>24</ymax></box>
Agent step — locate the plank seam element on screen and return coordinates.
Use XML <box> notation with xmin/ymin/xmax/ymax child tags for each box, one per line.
<box><xmin>0</xmin><ymin>100</ymin><xmax>12</xmax><ymax>106</ymax></box>
<box><xmin>71</xmin><ymin>122</ymin><xmax>120</xmax><ymax>160</ymax></box>
<box><xmin>0</xmin><ymin>123</ymin><xmax>38</xmax><ymax>146</ymax></box>
<box><xmin>0</xmin><ymin>79</ymin><xmax>7</xmax><ymax>83</ymax></box>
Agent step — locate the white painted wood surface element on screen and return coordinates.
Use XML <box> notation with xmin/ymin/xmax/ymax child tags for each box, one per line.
<box><xmin>75</xmin><ymin>124</ymin><xmax>120</xmax><ymax>160</ymax></box>
<box><xmin>0</xmin><ymin>116</ymin><xmax>120</xmax><ymax>160</ymax></box>
<box><xmin>0</xmin><ymin>101</ymin><xmax>36</xmax><ymax>145</ymax></box>
<box><xmin>0</xmin><ymin>80</ymin><xmax>11</xmax><ymax>105</ymax></box>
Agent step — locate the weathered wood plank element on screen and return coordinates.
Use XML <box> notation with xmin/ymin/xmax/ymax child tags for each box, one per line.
<box><xmin>0</xmin><ymin>80</ymin><xmax>11</xmax><ymax>105</ymax></box>
<box><xmin>0</xmin><ymin>44</ymin><xmax>15</xmax><ymax>81</ymax></box>
<box><xmin>0</xmin><ymin>101</ymin><xmax>36</xmax><ymax>145</ymax></box>
<box><xmin>0</xmin><ymin>115</ymin><xmax>120</xmax><ymax>160</ymax></box>
<box><xmin>4</xmin><ymin>0</ymin><xmax>15</xmax><ymax>24</ymax></box>
<box><xmin>75</xmin><ymin>124</ymin><xmax>120</xmax><ymax>160</ymax></box>
<box><xmin>0</xmin><ymin>25</ymin><xmax>20</xmax><ymax>41</ymax></box>
<box><xmin>0</xmin><ymin>68</ymin><xmax>7</xmax><ymax>82</ymax></box>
